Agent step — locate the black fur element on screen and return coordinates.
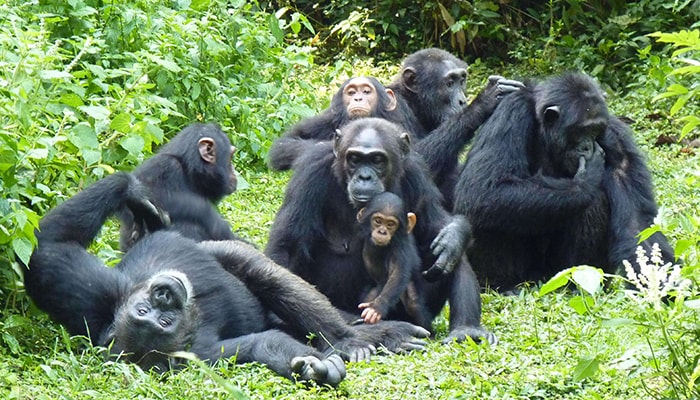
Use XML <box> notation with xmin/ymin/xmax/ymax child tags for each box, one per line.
<box><xmin>266</xmin><ymin>118</ymin><xmax>494</xmax><ymax>344</ymax></box>
<box><xmin>454</xmin><ymin>72</ymin><xmax>675</xmax><ymax>290</ymax></box>
<box><xmin>24</xmin><ymin>172</ymin><xmax>430</xmax><ymax>384</ymax></box>
<box><xmin>118</xmin><ymin>123</ymin><xmax>244</xmax><ymax>250</ymax></box>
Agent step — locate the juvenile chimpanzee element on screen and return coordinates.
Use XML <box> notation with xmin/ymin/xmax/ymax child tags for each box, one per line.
<box><xmin>388</xmin><ymin>48</ymin><xmax>523</xmax><ymax>204</ymax></box>
<box><xmin>266</xmin><ymin>118</ymin><xmax>494</xmax><ymax>344</ymax></box>
<box><xmin>24</xmin><ymin>173</ymin><xmax>431</xmax><ymax>384</ymax></box>
<box><xmin>355</xmin><ymin>192</ymin><xmax>431</xmax><ymax>329</ymax></box>
<box><xmin>118</xmin><ymin>123</ymin><xmax>246</xmax><ymax>250</ymax></box>
<box><xmin>454</xmin><ymin>72</ymin><xmax>676</xmax><ymax>291</ymax></box>
<box><xmin>267</xmin><ymin>77</ymin><xmax>414</xmax><ymax>171</ymax></box>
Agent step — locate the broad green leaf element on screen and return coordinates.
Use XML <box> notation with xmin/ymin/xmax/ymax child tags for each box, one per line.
<box><xmin>568</xmin><ymin>295</ymin><xmax>594</xmax><ymax>315</ymax></box>
<box><xmin>79</xmin><ymin>105</ymin><xmax>111</xmax><ymax>120</ymax></box>
<box><xmin>69</xmin><ymin>124</ymin><xmax>99</xmax><ymax>150</ymax></box>
<box><xmin>571</xmin><ymin>266</ymin><xmax>603</xmax><ymax>295</ymax></box>
<box><xmin>539</xmin><ymin>268</ymin><xmax>572</xmax><ymax>296</ymax></box>
<box><xmin>39</xmin><ymin>70</ymin><xmax>73</xmax><ymax>80</ymax></box>
<box><xmin>110</xmin><ymin>113</ymin><xmax>132</xmax><ymax>132</ymax></box>
<box><xmin>573</xmin><ymin>356</ymin><xmax>600</xmax><ymax>381</ymax></box>
<box><xmin>12</xmin><ymin>236</ymin><xmax>33</xmax><ymax>266</ymax></box>
<box><xmin>120</xmin><ymin>134</ymin><xmax>145</xmax><ymax>157</ymax></box>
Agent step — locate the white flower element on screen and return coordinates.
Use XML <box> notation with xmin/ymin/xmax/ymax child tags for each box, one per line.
<box><xmin>623</xmin><ymin>243</ymin><xmax>691</xmax><ymax>309</ymax></box>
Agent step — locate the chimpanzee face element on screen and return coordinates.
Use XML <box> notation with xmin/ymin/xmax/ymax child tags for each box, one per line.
<box><xmin>107</xmin><ymin>270</ymin><xmax>195</xmax><ymax>371</ymax></box>
<box><xmin>342</xmin><ymin>128</ymin><xmax>389</xmax><ymax>207</ymax></box>
<box><xmin>343</xmin><ymin>77</ymin><xmax>380</xmax><ymax>118</ymax></box>
<box><xmin>333</xmin><ymin>119</ymin><xmax>410</xmax><ymax>208</ymax></box>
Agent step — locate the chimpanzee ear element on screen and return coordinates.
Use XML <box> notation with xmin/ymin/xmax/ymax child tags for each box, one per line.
<box><xmin>357</xmin><ymin>207</ymin><xmax>366</xmax><ymax>222</ymax></box>
<box><xmin>198</xmin><ymin>137</ymin><xmax>216</xmax><ymax>164</ymax></box>
<box><xmin>543</xmin><ymin>106</ymin><xmax>560</xmax><ymax>127</ymax></box>
<box><xmin>399</xmin><ymin>132</ymin><xmax>411</xmax><ymax>158</ymax></box>
<box><xmin>406</xmin><ymin>212</ymin><xmax>417</xmax><ymax>233</ymax></box>
<box><xmin>333</xmin><ymin>129</ymin><xmax>343</xmax><ymax>158</ymax></box>
<box><xmin>402</xmin><ymin>67</ymin><xmax>418</xmax><ymax>94</ymax></box>
<box><xmin>384</xmin><ymin>88</ymin><xmax>398</xmax><ymax>111</ymax></box>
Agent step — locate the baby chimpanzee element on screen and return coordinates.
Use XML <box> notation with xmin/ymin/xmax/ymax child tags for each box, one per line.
<box><xmin>356</xmin><ymin>192</ymin><xmax>432</xmax><ymax>329</ymax></box>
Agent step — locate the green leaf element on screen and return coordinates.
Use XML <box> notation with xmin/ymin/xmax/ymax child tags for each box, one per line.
<box><xmin>568</xmin><ymin>295</ymin><xmax>594</xmax><ymax>315</ymax></box>
<box><xmin>573</xmin><ymin>356</ymin><xmax>600</xmax><ymax>381</ymax></box>
<box><xmin>79</xmin><ymin>105</ymin><xmax>111</xmax><ymax>120</ymax></box>
<box><xmin>110</xmin><ymin>113</ymin><xmax>132</xmax><ymax>132</ymax></box>
<box><xmin>12</xmin><ymin>236</ymin><xmax>33</xmax><ymax>266</ymax></box>
<box><xmin>538</xmin><ymin>268</ymin><xmax>572</xmax><ymax>296</ymax></box>
<box><xmin>571</xmin><ymin>266</ymin><xmax>603</xmax><ymax>295</ymax></box>
<box><xmin>190</xmin><ymin>0</ymin><xmax>210</xmax><ymax>11</ymax></box>
<box><xmin>120</xmin><ymin>134</ymin><xmax>145</xmax><ymax>157</ymax></box>
<box><xmin>39</xmin><ymin>70</ymin><xmax>73</xmax><ymax>80</ymax></box>
<box><xmin>269</xmin><ymin>14</ymin><xmax>284</xmax><ymax>43</ymax></box>
<box><xmin>69</xmin><ymin>124</ymin><xmax>99</xmax><ymax>150</ymax></box>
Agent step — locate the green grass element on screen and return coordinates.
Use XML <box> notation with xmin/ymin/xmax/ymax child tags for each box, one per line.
<box><xmin>2</xmin><ymin>76</ymin><xmax>699</xmax><ymax>399</ymax></box>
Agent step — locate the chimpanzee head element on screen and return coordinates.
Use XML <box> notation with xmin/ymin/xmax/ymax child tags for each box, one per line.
<box><xmin>357</xmin><ymin>191</ymin><xmax>416</xmax><ymax>247</ymax></box>
<box><xmin>162</xmin><ymin>123</ymin><xmax>238</xmax><ymax>202</ymax></box>
<box><xmin>331</xmin><ymin>77</ymin><xmax>398</xmax><ymax>120</ymax></box>
<box><xmin>396</xmin><ymin>48</ymin><xmax>468</xmax><ymax>129</ymax></box>
<box><xmin>333</xmin><ymin>118</ymin><xmax>411</xmax><ymax>207</ymax></box>
<box><xmin>106</xmin><ymin>270</ymin><xmax>198</xmax><ymax>372</ymax></box>
<box><xmin>534</xmin><ymin>73</ymin><xmax>609</xmax><ymax>177</ymax></box>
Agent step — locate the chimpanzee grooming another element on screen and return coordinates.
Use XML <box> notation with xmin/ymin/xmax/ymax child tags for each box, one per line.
<box><xmin>387</xmin><ymin>48</ymin><xmax>523</xmax><ymax>204</ymax></box>
<box><xmin>454</xmin><ymin>72</ymin><xmax>676</xmax><ymax>291</ymax></box>
<box><xmin>24</xmin><ymin>173</ymin><xmax>431</xmax><ymax>385</ymax></box>
<box><xmin>118</xmin><ymin>123</ymin><xmax>246</xmax><ymax>251</ymax></box>
<box><xmin>355</xmin><ymin>192</ymin><xmax>431</xmax><ymax>329</ymax></box>
<box><xmin>267</xmin><ymin>77</ymin><xmax>415</xmax><ymax>171</ymax></box>
<box><xmin>266</xmin><ymin>118</ymin><xmax>494</xmax><ymax>344</ymax></box>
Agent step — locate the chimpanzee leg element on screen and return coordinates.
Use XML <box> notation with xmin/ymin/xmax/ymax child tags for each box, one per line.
<box><xmin>442</xmin><ymin>256</ymin><xmax>496</xmax><ymax>344</ymax></box>
<box><xmin>194</xmin><ymin>330</ymin><xmax>345</xmax><ymax>385</ymax></box>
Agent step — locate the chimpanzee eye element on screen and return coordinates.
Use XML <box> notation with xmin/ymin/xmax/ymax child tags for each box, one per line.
<box><xmin>371</xmin><ymin>155</ymin><xmax>384</xmax><ymax>165</ymax></box>
<box><xmin>160</xmin><ymin>318</ymin><xmax>172</xmax><ymax>327</ymax></box>
<box><xmin>137</xmin><ymin>308</ymin><xmax>148</xmax><ymax>316</ymax></box>
<box><xmin>372</xmin><ymin>217</ymin><xmax>383</xmax><ymax>225</ymax></box>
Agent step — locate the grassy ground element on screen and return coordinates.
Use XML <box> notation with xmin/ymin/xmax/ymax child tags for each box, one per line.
<box><xmin>2</xmin><ymin>78</ymin><xmax>699</xmax><ymax>399</ymax></box>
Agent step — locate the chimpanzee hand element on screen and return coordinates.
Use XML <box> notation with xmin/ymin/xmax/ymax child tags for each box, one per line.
<box><xmin>471</xmin><ymin>75</ymin><xmax>525</xmax><ymax>117</ymax></box>
<box><xmin>124</xmin><ymin>174</ymin><xmax>170</xmax><ymax>233</ymax></box>
<box><xmin>442</xmin><ymin>325</ymin><xmax>498</xmax><ymax>346</ymax></box>
<box><xmin>424</xmin><ymin>215</ymin><xmax>471</xmax><ymax>281</ymax></box>
<box><xmin>351</xmin><ymin>320</ymin><xmax>430</xmax><ymax>355</ymax></box>
<box><xmin>574</xmin><ymin>142</ymin><xmax>605</xmax><ymax>187</ymax></box>
<box><xmin>291</xmin><ymin>354</ymin><xmax>346</xmax><ymax>386</ymax></box>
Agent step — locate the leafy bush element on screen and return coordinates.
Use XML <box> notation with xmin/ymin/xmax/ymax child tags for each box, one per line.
<box><xmin>0</xmin><ymin>0</ymin><xmax>321</xmax><ymax>296</ymax></box>
<box><xmin>649</xmin><ymin>29</ymin><xmax>700</xmax><ymax>139</ymax></box>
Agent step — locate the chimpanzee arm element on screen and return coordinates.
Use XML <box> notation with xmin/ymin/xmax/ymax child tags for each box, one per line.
<box><xmin>25</xmin><ymin>173</ymin><xmax>164</xmax><ymax>341</ymax></box>
<box><xmin>414</xmin><ymin>76</ymin><xmax>523</xmax><ymax>185</ymax></box>
<box><xmin>267</xmin><ymin>111</ymin><xmax>337</xmax><ymax>171</ymax></box>
<box><xmin>455</xmin><ymin>90</ymin><xmax>605</xmax><ymax>235</ymax></box>
<box><xmin>361</xmin><ymin>253</ymin><xmax>413</xmax><ymax>320</ymax></box>
<box><xmin>265</xmin><ymin>144</ymin><xmax>337</xmax><ymax>271</ymax></box>
<box><xmin>600</xmin><ymin>118</ymin><xmax>676</xmax><ymax>267</ymax></box>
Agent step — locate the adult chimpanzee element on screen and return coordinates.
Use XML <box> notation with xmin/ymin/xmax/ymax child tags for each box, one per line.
<box><xmin>267</xmin><ymin>77</ymin><xmax>415</xmax><ymax>171</ymax></box>
<box><xmin>266</xmin><ymin>118</ymin><xmax>494</xmax><ymax>344</ymax></box>
<box><xmin>118</xmin><ymin>123</ymin><xmax>246</xmax><ymax>251</ymax></box>
<box><xmin>387</xmin><ymin>48</ymin><xmax>523</xmax><ymax>204</ymax></box>
<box><xmin>24</xmin><ymin>172</ymin><xmax>431</xmax><ymax>384</ymax></box>
<box><xmin>355</xmin><ymin>192</ymin><xmax>431</xmax><ymax>329</ymax></box>
<box><xmin>454</xmin><ymin>72</ymin><xmax>676</xmax><ymax>291</ymax></box>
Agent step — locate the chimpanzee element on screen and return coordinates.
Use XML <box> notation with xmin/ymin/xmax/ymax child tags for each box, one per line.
<box><xmin>454</xmin><ymin>72</ymin><xmax>676</xmax><ymax>291</ymax></box>
<box><xmin>23</xmin><ymin>172</ymin><xmax>431</xmax><ymax>384</ymax></box>
<box><xmin>266</xmin><ymin>118</ymin><xmax>494</xmax><ymax>344</ymax></box>
<box><xmin>355</xmin><ymin>192</ymin><xmax>431</xmax><ymax>329</ymax></box>
<box><xmin>267</xmin><ymin>77</ymin><xmax>416</xmax><ymax>171</ymax></box>
<box><xmin>387</xmin><ymin>48</ymin><xmax>523</xmax><ymax>204</ymax></box>
<box><xmin>118</xmin><ymin>123</ymin><xmax>245</xmax><ymax>251</ymax></box>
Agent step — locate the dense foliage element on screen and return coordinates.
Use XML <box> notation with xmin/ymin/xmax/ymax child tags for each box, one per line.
<box><xmin>1</xmin><ymin>0</ymin><xmax>699</xmax><ymax>398</ymax></box>
<box><xmin>281</xmin><ymin>0</ymin><xmax>699</xmax><ymax>87</ymax></box>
